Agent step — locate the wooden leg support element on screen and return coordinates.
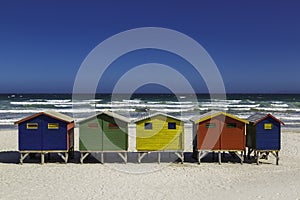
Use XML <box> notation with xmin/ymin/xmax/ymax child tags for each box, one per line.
<box><xmin>218</xmin><ymin>151</ymin><xmax>221</xmax><ymax>165</ymax></box>
<box><xmin>256</xmin><ymin>151</ymin><xmax>260</xmax><ymax>165</ymax></box>
<box><xmin>118</xmin><ymin>152</ymin><xmax>128</xmax><ymax>164</ymax></box>
<box><xmin>138</xmin><ymin>152</ymin><xmax>147</xmax><ymax>164</ymax></box>
<box><xmin>80</xmin><ymin>152</ymin><xmax>90</xmax><ymax>164</ymax></box>
<box><xmin>198</xmin><ymin>151</ymin><xmax>209</xmax><ymax>164</ymax></box>
<box><xmin>271</xmin><ymin>151</ymin><xmax>279</xmax><ymax>165</ymax></box>
<box><xmin>158</xmin><ymin>152</ymin><xmax>161</xmax><ymax>164</ymax></box>
<box><xmin>234</xmin><ymin>151</ymin><xmax>243</xmax><ymax>164</ymax></box>
<box><xmin>20</xmin><ymin>153</ymin><xmax>29</xmax><ymax>164</ymax></box>
<box><xmin>100</xmin><ymin>152</ymin><xmax>104</xmax><ymax>164</ymax></box>
<box><xmin>174</xmin><ymin>152</ymin><xmax>184</xmax><ymax>164</ymax></box>
<box><xmin>41</xmin><ymin>153</ymin><xmax>45</xmax><ymax>164</ymax></box>
<box><xmin>58</xmin><ymin>152</ymin><xmax>68</xmax><ymax>163</ymax></box>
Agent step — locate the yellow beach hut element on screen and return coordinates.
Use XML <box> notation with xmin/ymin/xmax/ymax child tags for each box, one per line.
<box><xmin>134</xmin><ymin>112</ymin><xmax>186</xmax><ymax>163</ymax></box>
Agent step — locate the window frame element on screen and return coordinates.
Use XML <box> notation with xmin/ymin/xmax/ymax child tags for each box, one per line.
<box><xmin>48</xmin><ymin>123</ymin><xmax>59</xmax><ymax>129</ymax></box>
<box><xmin>144</xmin><ymin>122</ymin><xmax>153</xmax><ymax>130</ymax></box>
<box><xmin>26</xmin><ymin>123</ymin><xmax>38</xmax><ymax>129</ymax></box>
<box><xmin>264</xmin><ymin>123</ymin><xmax>273</xmax><ymax>130</ymax></box>
<box><xmin>226</xmin><ymin>123</ymin><xmax>237</xmax><ymax>128</ymax></box>
<box><xmin>108</xmin><ymin>123</ymin><xmax>118</xmax><ymax>129</ymax></box>
<box><xmin>168</xmin><ymin>122</ymin><xmax>176</xmax><ymax>129</ymax></box>
<box><xmin>206</xmin><ymin>123</ymin><xmax>216</xmax><ymax>128</ymax></box>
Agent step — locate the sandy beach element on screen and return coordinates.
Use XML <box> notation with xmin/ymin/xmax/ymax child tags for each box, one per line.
<box><xmin>1</xmin><ymin>129</ymin><xmax>300</xmax><ymax>200</ymax></box>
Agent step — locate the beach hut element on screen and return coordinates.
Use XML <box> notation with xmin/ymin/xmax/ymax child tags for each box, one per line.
<box><xmin>78</xmin><ymin>111</ymin><xmax>132</xmax><ymax>163</ymax></box>
<box><xmin>246</xmin><ymin>113</ymin><xmax>284</xmax><ymax>165</ymax></box>
<box><xmin>15</xmin><ymin>110</ymin><xmax>74</xmax><ymax>164</ymax></box>
<box><xmin>134</xmin><ymin>112</ymin><xmax>189</xmax><ymax>163</ymax></box>
<box><xmin>191</xmin><ymin>111</ymin><xmax>249</xmax><ymax>164</ymax></box>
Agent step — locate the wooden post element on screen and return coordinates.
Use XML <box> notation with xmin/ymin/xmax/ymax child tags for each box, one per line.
<box><xmin>138</xmin><ymin>152</ymin><xmax>141</xmax><ymax>164</ymax></box>
<box><xmin>241</xmin><ymin>151</ymin><xmax>244</xmax><ymax>164</ymax></box>
<box><xmin>41</xmin><ymin>152</ymin><xmax>45</xmax><ymax>164</ymax></box>
<box><xmin>218</xmin><ymin>151</ymin><xmax>221</xmax><ymax>165</ymax></box>
<box><xmin>80</xmin><ymin>152</ymin><xmax>83</xmax><ymax>164</ymax></box>
<box><xmin>198</xmin><ymin>151</ymin><xmax>201</xmax><ymax>165</ymax></box>
<box><xmin>276</xmin><ymin>151</ymin><xmax>279</xmax><ymax>165</ymax></box>
<box><xmin>158</xmin><ymin>152</ymin><xmax>161</xmax><ymax>164</ymax></box>
<box><xmin>65</xmin><ymin>152</ymin><xmax>68</xmax><ymax>163</ymax></box>
<box><xmin>20</xmin><ymin>153</ymin><xmax>29</xmax><ymax>164</ymax></box>
<box><xmin>101</xmin><ymin>152</ymin><xmax>104</xmax><ymax>164</ymax></box>
<box><xmin>181</xmin><ymin>152</ymin><xmax>184</xmax><ymax>164</ymax></box>
<box><xmin>256</xmin><ymin>151</ymin><xmax>259</xmax><ymax>165</ymax></box>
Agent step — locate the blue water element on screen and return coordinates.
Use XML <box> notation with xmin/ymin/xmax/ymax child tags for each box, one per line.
<box><xmin>1</xmin><ymin>94</ymin><xmax>300</xmax><ymax>129</ymax></box>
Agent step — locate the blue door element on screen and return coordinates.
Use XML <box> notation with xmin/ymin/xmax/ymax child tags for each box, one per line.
<box><xmin>41</xmin><ymin>115</ymin><xmax>67</xmax><ymax>150</ymax></box>
<box><xmin>19</xmin><ymin>118</ymin><xmax>43</xmax><ymax>150</ymax></box>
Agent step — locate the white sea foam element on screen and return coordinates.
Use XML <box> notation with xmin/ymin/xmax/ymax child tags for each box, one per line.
<box><xmin>272</xmin><ymin>101</ymin><xmax>284</xmax><ymax>104</ymax></box>
<box><xmin>95</xmin><ymin>103</ymin><xmax>194</xmax><ymax>108</ymax></box>
<box><xmin>271</xmin><ymin>103</ymin><xmax>289</xmax><ymax>107</ymax></box>
<box><xmin>280</xmin><ymin>116</ymin><xmax>300</xmax><ymax>121</ymax></box>
<box><xmin>200</xmin><ymin>103</ymin><xmax>260</xmax><ymax>108</ymax></box>
<box><xmin>230</xmin><ymin>108</ymin><xmax>252</xmax><ymax>111</ymax></box>
<box><xmin>46</xmin><ymin>99</ymin><xmax>71</xmax><ymax>103</ymax></box>
<box><xmin>10</xmin><ymin>101</ymin><xmax>92</xmax><ymax>106</ymax></box>
<box><xmin>0</xmin><ymin>119</ymin><xmax>19</xmax><ymax>125</ymax></box>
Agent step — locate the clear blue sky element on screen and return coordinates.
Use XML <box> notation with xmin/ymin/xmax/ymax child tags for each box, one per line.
<box><xmin>0</xmin><ymin>0</ymin><xmax>299</xmax><ymax>93</ymax></box>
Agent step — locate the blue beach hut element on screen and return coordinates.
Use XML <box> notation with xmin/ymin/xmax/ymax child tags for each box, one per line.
<box><xmin>246</xmin><ymin>113</ymin><xmax>284</xmax><ymax>165</ymax></box>
<box><xmin>15</xmin><ymin>110</ymin><xmax>74</xmax><ymax>164</ymax></box>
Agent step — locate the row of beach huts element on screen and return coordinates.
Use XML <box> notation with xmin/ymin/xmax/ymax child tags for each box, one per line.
<box><xmin>14</xmin><ymin>110</ymin><xmax>284</xmax><ymax>165</ymax></box>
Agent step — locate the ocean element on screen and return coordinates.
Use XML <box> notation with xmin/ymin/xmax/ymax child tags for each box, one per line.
<box><xmin>1</xmin><ymin>94</ymin><xmax>300</xmax><ymax>129</ymax></box>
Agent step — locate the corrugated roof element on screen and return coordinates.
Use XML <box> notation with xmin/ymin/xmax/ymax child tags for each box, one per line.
<box><xmin>247</xmin><ymin>112</ymin><xmax>285</xmax><ymax>125</ymax></box>
<box><xmin>77</xmin><ymin>111</ymin><xmax>131</xmax><ymax>124</ymax></box>
<box><xmin>191</xmin><ymin>111</ymin><xmax>249</xmax><ymax>124</ymax></box>
<box><xmin>15</xmin><ymin>110</ymin><xmax>73</xmax><ymax>124</ymax></box>
<box><xmin>133</xmin><ymin>112</ymin><xmax>183</xmax><ymax>123</ymax></box>
<box><xmin>247</xmin><ymin>113</ymin><xmax>267</xmax><ymax>123</ymax></box>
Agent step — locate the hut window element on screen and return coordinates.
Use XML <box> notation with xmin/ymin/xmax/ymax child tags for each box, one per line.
<box><xmin>108</xmin><ymin>123</ymin><xmax>118</xmax><ymax>129</ymax></box>
<box><xmin>226</xmin><ymin>123</ymin><xmax>237</xmax><ymax>128</ymax></box>
<box><xmin>26</xmin><ymin>123</ymin><xmax>38</xmax><ymax>129</ymax></box>
<box><xmin>206</xmin><ymin>123</ymin><xmax>216</xmax><ymax>128</ymax></box>
<box><xmin>88</xmin><ymin>123</ymin><xmax>99</xmax><ymax>128</ymax></box>
<box><xmin>144</xmin><ymin>122</ymin><xmax>152</xmax><ymax>130</ymax></box>
<box><xmin>168</xmin><ymin>122</ymin><xmax>176</xmax><ymax>129</ymax></box>
<box><xmin>264</xmin><ymin>123</ymin><xmax>273</xmax><ymax>130</ymax></box>
<box><xmin>48</xmin><ymin>123</ymin><xmax>59</xmax><ymax>129</ymax></box>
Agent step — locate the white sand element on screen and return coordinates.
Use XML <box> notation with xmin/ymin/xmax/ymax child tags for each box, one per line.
<box><xmin>1</xmin><ymin>129</ymin><xmax>300</xmax><ymax>200</ymax></box>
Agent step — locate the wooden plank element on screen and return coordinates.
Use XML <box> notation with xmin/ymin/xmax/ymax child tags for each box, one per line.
<box><xmin>41</xmin><ymin>153</ymin><xmax>45</xmax><ymax>164</ymax></box>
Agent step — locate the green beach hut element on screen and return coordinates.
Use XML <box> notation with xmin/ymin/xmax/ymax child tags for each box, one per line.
<box><xmin>78</xmin><ymin>111</ymin><xmax>131</xmax><ymax>163</ymax></box>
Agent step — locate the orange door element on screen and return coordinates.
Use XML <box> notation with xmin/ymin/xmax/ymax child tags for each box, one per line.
<box><xmin>220</xmin><ymin>118</ymin><xmax>245</xmax><ymax>151</ymax></box>
<box><xmin>198</xmin><ymin>118</ymin><xmax>221</xmax><ymax>150</ymax></box>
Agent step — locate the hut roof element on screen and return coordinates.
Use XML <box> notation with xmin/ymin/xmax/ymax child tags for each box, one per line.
<box><xmin>15</xmin><ymin>110</ymin><xmax>74</xmax><ymax>124</ymax></box>
<box><xmin>77</xmin><ymin>111</ymin><xmax>131</xmax><ymax>124</ymax></box>
<box><xmin>133</xmin><ymin>112</ymin><xmax>183</xmax><ymax>123</ymax></box>
<box><xmin>191</xmin><ymin>111</ymin><xmax>249</xmax><ymax>124</ymax></box>
<box><xmin>247</xmin><ymin>113</ymin><xmax>285</xmax><ymax>125</ymax></box>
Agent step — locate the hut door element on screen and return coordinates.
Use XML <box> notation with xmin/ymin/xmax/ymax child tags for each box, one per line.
<box><xmin>198</xmin><ymin>119</ymin><xmax>221</xmax><ymax>150</ymax></box>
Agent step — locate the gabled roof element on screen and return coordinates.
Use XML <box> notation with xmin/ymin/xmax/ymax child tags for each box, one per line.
<box><xmin>247</xmin><ymin>113</ymin><xmax>285</xmax><ymax>125</ymax></box>
<box><xmin>77</xmin><ymin>111</ymin><xmax>131</xmax><ymax>124</ymax></box>
<box><xmin>15</xmin><ymin>110</ymin><xmax>74</xmax><ymax>124</ymax></box>
<box><xmin>133</xmin><ymin>112</ymin><xmax>183</xmax><ymax>123</ymax></box>
<box><xmin>191</xmin><ymin>111</ymin><xmax>249</xmax><ymax>124</ymax></box>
